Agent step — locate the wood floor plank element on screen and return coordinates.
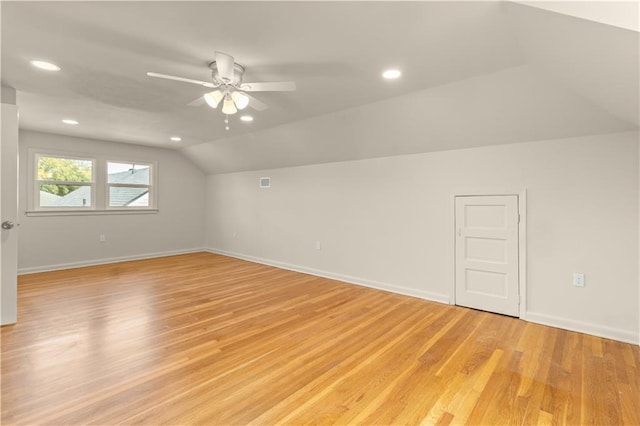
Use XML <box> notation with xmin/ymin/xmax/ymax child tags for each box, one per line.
<box><xmin>1</xmin><ymin>252</ymin><xmax>638</xmax><ymax>425</ymax></box>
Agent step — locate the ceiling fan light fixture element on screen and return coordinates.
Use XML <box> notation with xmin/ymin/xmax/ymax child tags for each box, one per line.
<box><xmin>204</xmin><ymin>90</ymin><xmax>224</xmax><ymax>108</ymax></box>
<box><xmin>231</xmin><ymin>91</ymin><xmax>250</xmax><ymax>110</ymax></box>
<box><xmin>147</xmin><ymin>51</ymin><xmax>297</xmax><ymax>130</ymax></box>
<box><xmin>221</xmin><ymin>95</ymin><xmax>238</xmax><ymax>115</ymax></box>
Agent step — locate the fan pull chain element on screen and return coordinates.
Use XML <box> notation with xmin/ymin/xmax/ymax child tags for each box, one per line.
<box><xmin>225</xmin><ymin>116</ymin><xmax>230</xmax><ymax>131</ymax></box>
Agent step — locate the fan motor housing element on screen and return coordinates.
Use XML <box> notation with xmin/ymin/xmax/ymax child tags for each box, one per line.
<box><xmin>209</xmin><ymin>61</ymin><xmax>245</xmax><ymax>85</ymax></box>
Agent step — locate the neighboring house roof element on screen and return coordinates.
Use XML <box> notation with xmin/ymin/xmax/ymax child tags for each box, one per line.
<box><xmin>108</xmin><ymin>168</ymin><xmax>149</xmax><ymax>185</ymax></box>
<box><xmin>39</xmin><ymin>190</ymin><xmax>62</xmax><ymax>207</ymax></box>
<box><xmin>40</xmin><ymin>168</ymin><xmax>149</xmax><ymax>207</ymax></box>
<box><xmin>127</xmin><ymin>192</ymin><xmax>149</xmax><ymax>207</ymax></box>
<box><xmin>56</xmin><ymin>186</ymin><xmax>91</xmax><ymax>207</ymax></box>
<box><xmin>108</xmin><ymin>168</ymin><xmax>149</xmax><ymax>206</ymax></box>
<box><xmin>109</xmin><ymin>187</ymin><xmax>148</xmax><ymax>207</ymax></box>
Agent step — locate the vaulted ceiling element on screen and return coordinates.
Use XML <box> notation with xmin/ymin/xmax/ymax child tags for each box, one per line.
<box><xmin>2</xmin><ymin>1</ymin><xmax>638</xmax><ymax>174</ymax></box>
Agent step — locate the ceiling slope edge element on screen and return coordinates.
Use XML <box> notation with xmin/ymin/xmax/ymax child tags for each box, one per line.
<box><xmin>511</xmin><ymin>0</ymin><xmax>639</xmax><ymax>32</ymax></box>
<box><xmin>181</xmin><ymin>65</ymin><xmax>634</xmax><ymax>175</ymax></box>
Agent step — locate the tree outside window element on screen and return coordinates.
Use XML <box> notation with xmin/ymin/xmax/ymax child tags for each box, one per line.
<box><xmin>37</xmin><ymin>155</ymin><xmax>94</xmax><ymax>207</ymax></box>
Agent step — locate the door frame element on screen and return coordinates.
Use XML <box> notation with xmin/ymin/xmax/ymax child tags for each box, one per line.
<box><xmin>449</xmin><ymin>189</ymin><xmax>527</xmax><ymax>319</ymax></box>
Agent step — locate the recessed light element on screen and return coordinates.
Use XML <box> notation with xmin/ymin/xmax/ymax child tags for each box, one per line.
<box><xmin>62</xmin><ymin>119</ymin><xmax>78</xmax><ymax>125</ymax></box>
<box><xmin>382</xmin><ymin>69</ymin><xmax>402</xmax><ymax>80</ymax></box>
<box><xmin>30</xmin><ymin>60</ymin><xmax>61</xmax><ymax>71</ymax></box>
<box><xmin>170</xmin><ymin>136</ymin><xmax>182</xmax><ymax>142</ymax></box>
<box><xmin>240</xmin><ymin>115</ymin><xmax>254</xmax><ymax>122</ymax></box>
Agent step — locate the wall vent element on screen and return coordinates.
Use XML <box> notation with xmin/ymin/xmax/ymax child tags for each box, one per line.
<box><xmin>259</xmin><ymin>177</ymin><xmax>271</xmax><ymax>188</ymax></box>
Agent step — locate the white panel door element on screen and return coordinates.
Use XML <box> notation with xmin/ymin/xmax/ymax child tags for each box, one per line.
<box><xmin>455</xmin><ymin>195</ymin><xmax>519</xmax><ymax>317</ymax></box>
<box><xmin>1</xmin><ymin>104</ymin><xmax>19</xmax><ymax>325</ymax></box>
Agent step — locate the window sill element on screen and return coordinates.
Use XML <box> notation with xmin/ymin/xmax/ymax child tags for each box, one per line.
<box><xmin>25</xmin><ymin>209</ymin><xmax>158</xmax><ymax>217</ymax></box>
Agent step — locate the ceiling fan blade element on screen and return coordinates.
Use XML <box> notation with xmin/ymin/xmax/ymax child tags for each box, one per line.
<box><xmin>187</xmin><ymin>96</ymin><xmax>206</xmax><ymax>107</ymax></box>
<box><xmin>215</xmin><ymin>51</ymin><xmax>235</xmax><ymax>83</ymax></box>
<box><xmin>240</xmin><ymin>81</ymin><xmax>296</xmax><ymax>92</ymax></box>
<box><xmin>246</xmin><ymin>94</ymin><xmax>268</xmax><ymax>111</ymax></box>
<box><xmin>147</xmin><ymin>72</ymin><xmax>216</xmax><ymax>88</ymax></box>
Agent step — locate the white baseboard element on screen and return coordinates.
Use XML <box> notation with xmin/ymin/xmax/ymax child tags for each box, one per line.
<box><xmin>20</xmin><ymin>247</ymin><xmax>637</xmax><ymax>345</ymax></box>
<box><xmin>206</xmin><ymin>247</ymin><xmax>451</xmax><ymax>305</ymax></box>
<box><xmin>18</xmin><ymin>248</ymin><xmax>207</xmax><ymax>275</ymax></box>
<box><xmin>208</xmin><ymin>248</ymin><xmax>638</xmax><ymax>345</ymax></box>
<box><xmin>524</xmin><ymin>311</ymin><xmax>639</xmax><ymax>345</ymax></box>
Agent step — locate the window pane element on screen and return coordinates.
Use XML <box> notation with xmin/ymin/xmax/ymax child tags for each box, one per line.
<box><xmin>109</xmin><ymin>186</ymin><xmax>149</xmax><ymax>207</ymax></box>
<box><xmin>37</xmin><ymin>157</ymin><xmax>92</xmax><ymax>182</ymax></box>
<box><xmin>40</xmin><ymin>184</ymin><xmax>91</xmax><ymax>207</ymax></box>
<box><xmin>108</xmin><ymin>162</ymin><xmax>150</xmax><ymax>185</ymax></box>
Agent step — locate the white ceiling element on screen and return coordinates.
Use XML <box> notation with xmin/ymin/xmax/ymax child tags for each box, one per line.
<box><xmin>2</xmin><ymin>1</ymin><xmax>638</xmax><ymax>173</ymax></box>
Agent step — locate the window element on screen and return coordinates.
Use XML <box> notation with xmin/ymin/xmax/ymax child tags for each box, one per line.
<box><xmin>35</xmin><ymin>154</ymin><xmax>95</xmax><ymax>209</ymax></box>
<box><xmin>29</xmin><ymin>149</ymin><xmax>157</xmax><ymax>214</ymax></box>
<box><xmin>107</xmin><ymin>162</ymin><xmax>152</xmax><ymax>208</ymax></box>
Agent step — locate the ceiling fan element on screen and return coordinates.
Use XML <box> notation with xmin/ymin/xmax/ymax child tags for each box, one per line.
<box><xmin>147</xmin><ymin>51</ymin><xmax>296</xmax><ymax>129</ymax></box>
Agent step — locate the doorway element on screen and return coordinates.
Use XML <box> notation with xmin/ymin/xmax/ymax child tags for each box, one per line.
<box><xmin>454</xmin><ymin>195</ymin><xmax>521</xmax><ymax>317</ymax></box>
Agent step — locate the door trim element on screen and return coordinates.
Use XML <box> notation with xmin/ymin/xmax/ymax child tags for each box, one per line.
<box><xmin>450</xmin><ymin>189</ymin><xmax>527</xmax><ymax>319</ymax></box>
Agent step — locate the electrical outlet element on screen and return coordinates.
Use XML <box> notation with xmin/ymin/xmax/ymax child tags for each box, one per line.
<box><xmin>573</xmin><ymin>272</ymin><xmax>585</xmax><ymax>287</ymax></box>
<box><xmin>99</xmin><ymin>234</ymin><xmax>106</xmax><ymax>243</ymax></box>
<box><xmin>315</xmin><ymin>240</ymin><xmax>321</xmax><ymax>250</ymax></box>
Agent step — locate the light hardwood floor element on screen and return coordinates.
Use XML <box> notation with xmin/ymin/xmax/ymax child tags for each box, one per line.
<box><xmin>1</xmin><ymin>252</ymin><xmax>638</xmax><ymax>425</ymax></box>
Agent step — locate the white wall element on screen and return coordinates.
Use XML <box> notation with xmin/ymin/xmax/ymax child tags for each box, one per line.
<box><xmin>206</xmin><ymin>131</ymin><xmax>639</xmax><ymax>344</ymax></box>
<box><xmin>18</xmin><ymin>130</ymin><xmax>206</xmax><ymax>272</ymax></box>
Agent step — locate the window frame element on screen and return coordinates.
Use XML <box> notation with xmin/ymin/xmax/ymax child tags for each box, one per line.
<box><xmin>27</xmin><ymin>149</ymin><xmax>158</xmax><ymax>215</ymax></box>
<box><xmin>105</xmin><ymin>160</ymin><xmax>155</xmax><ymax>210</ymax></box>
<box><xmin>31</xmin><ymin>151</ymin><xmax>97</xmax><ymax>212</ymax></box>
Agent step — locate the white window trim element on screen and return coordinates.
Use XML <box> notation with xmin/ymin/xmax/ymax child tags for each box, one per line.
<box><xmin>29</xmin><ymin>150</ymin><xmax>97</xmax><ymax>212</ymax></box>
<box><xmin>27</xmin><ymin>148</ymin><xmax>159</xmax><ymax>215</ymax></box>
